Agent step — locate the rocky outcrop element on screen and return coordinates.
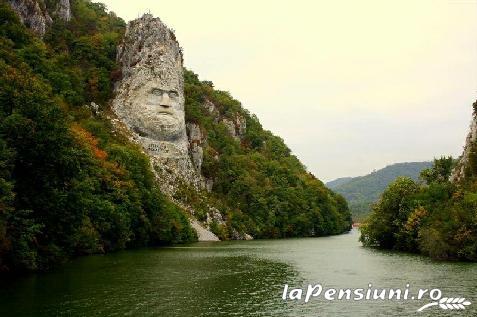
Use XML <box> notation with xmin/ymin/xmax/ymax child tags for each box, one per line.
<box><xmin>8</xmin><ymin>0</ymin><xmax>52</xmax><ymax>36</ymax></box>
<box><xmin>222</xmin><ymin>118</ymin><xmax>236</xmax><ymax>138</ymax></box>
<box><xmin>222</xmin><ymin>115</ymin><xmax>246</xmax><ymax>141</ymax></box>
<box><xmin>202</xmin><ymin>99</ymin><xmax>218</xmax><ymax>115</ymax></box>
<box><xmin>190</xmin><ymin>219</ymin><xmax>219</xmax><ymax>241</ymax></box>
<box><xmin>112</xmin><ymin>14</ymin><xmax>226</xmax><ymax>241</ymax></box>
<box><xmin>54</xmin><ymin>0</ymin><xmax>71</xmax><ymax>22</ymax></box>
<box><xmin>112</xmin><ymin>14</ymin><xmax>203</xmax><ymax>191</ymax></box>
<box><xmin>186</xmin><ymin>123</ymin><xmax>204</xmax><ymax>173</ymax></box>
<box><xmin>236</xmin><ymin>115</ymin><xmax>246</xmax><ymax>137</ymax></box>
<box><xmin>111</xmin><ymin>14</ymin><xmax>253</xmax><ymax>241</ymax></box>
<box><xmin>450</xmin><ymin>112</ymin><xmax>477</xmax><ymax>182</ymax></box>
<box><xmin>7</xmin><ymin>0</ymin><xmax>71</xmax><ymax>36</ymax></box>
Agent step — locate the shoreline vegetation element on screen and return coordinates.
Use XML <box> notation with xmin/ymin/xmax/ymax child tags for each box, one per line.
<box><xmin>327</xmin><ymin>162</ymin><xmax>433</xmax><ymax>222</ymax></box>
<box><xmin>360</xmin><ymin>151</ymin><xmax>477</xmax><ymax>261</ymax></box>
<box><xmin>1</xmin><ymin>0</ymin><xmax>474</xmax><ymax>277</ymax></box>
<box><xmin>0</xmin><ymin>0</ymin><xmax>351</xmax><ymax>274</ymax></box>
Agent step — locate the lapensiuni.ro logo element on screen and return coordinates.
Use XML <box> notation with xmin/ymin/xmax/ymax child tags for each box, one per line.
<box><xmin>282</xmin><ymin>284</ymin><xmax>472</xmax><ymax>312</ymax></box>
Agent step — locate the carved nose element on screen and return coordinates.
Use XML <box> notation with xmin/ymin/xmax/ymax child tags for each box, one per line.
<box><xmin>160</xmin><ymin>92</ymin><xmax>171</xmax><ymax>108</ymax></box>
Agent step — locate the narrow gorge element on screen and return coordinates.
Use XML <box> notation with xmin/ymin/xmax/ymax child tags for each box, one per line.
<box><xmin>0</xmin><ymin>0</ymin><xmax>351</xmax><ymax>272</ymax></box>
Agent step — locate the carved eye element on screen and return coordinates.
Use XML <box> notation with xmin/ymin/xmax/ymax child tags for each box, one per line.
<box><xmin>151</xmin><ymin>88</ymin><xmax>163</xmax><ymax>96</ymax></box>
<box><xmin>169</xmin><ymin>90</ymin><xmax>178</xmax><ymax>98</ymax></box>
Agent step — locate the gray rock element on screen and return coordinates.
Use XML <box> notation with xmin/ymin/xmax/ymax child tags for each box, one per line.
<box><xmin>54</xmin><ymin>0</ymin><xmax>71</xmax><ymax>22</ymax></box>
<box><xmin>8</xmin><ymin>0</ymin><xmax>71</xmax><ymax>37</ymax></box>
<box><xmin>111</xmin><ymin>13</ymin><xmax>252</xmax><ymax>241</ymax></box>
<box><xmin>236</xmin><ymin>115</ymin><xmax>247</xmax><ymax>137</ymax></box>
<box><xmin>187</xmin><ymin>122</ymin><xmax>202</xmax><ymax>142</ymax></box>
<box><xmin>189</xmin><ymin>144</ymin><xmax>203</xmax><ymax>172</ymax></box>
<box><xmin>89</xmin><ymin>101</ymin><xmax>99</xmax><ymax>114</ymax></box>
<box><xmin>112</xmin><ymin>14</ymin><xmax>203</xmax><ymax>190</ymax></box>
<box><xmin>190</xmin><ymin>218</ymin><xmax>219</xmax><ymax>241</ymax></box>
<box><xmin>8</xmin><ymin>0</ymin><xmax>52</xmax><ymax>36</ymax></box>
<box><xmin>202</xmin><ymin>99</ymin><xmax>217</xmax><ymax>114</ymax></box>
<box><xmin>205</xmin><ymin>178</ymin><xmax>214</xmax><ymax>192</ymax></box>
<box><xmin>222</xmin><ymin>118</ymin><xmax>237</xmax><ymax>138</ymax></box>
<box><xmin>450</xmin><ymin>113</ymin><xmax>477</xmax><ymax>182</ymax></box>
<box><xmin>206</xmin><ymin>207</ymin><xmax>224</xmax><ymax>225</ymax></box>
<box><xmin>187</xmin><ymin>123</ymin><xmax>204</xmax><ymax>172</ymax></box>
<box><xmin>222</xmin><ymin>115</ymin><xmax>246</xmax><ymax>140</ymax></box>
<box><xmin>230</xmin><ymin>228</ymin><xmax>254</xmax><ymax>240</ymax></box>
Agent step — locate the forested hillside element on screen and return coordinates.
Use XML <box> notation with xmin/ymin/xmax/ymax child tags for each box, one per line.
<box><xmin>0</xmin><ymin>0</ymin><xmax>196</xmax><ymax>272</ymax></box>
<box><xmin>183</xmin><ymin>71</ymin><xmax>351</xmax><ymax>239</ymax></box>
<box><xmin>327</xmin><ymin>162</ymin><xmax>432</xmax><ymax>221</ymax></box>
<box><xmin>361</xmin><ymin>132</ymin><xmax>477</xmax><ymax>260</ymax></box>
<box><xmin>0</xmin><ymin>0</ymin><xmax>351</xmax><ymax>272</ymax></box>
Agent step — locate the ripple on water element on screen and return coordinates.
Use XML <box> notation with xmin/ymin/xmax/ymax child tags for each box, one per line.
<box><xmin>0</xmin><ymin>230</ymin><xmax>476</xmax><ymax>316</ymax></box>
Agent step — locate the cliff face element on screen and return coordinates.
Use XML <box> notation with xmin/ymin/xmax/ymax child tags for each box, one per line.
<box><xmin>5</xmin><ymin>3</ymin><xmax>350</xmax><ymax>242</ymax></box>
<box><xmin>0</xmin><ymin>0</ymin><xmax>352</xmax><ymax>273</ymax></box>
<box><xmin>112</xmin><ymin>14</ymin><xmax>225</xmax><ymax>241</ymax></box>
<box><xmin>112</xmin><ymin>14</ymin><xmax>204</xmax><ymax>190</ymax></box>
<box><xmin>450</xmin><ymin>110</ymin><xmax>477</xmax><ymax>182</ymax></box>
<box><xmin>8</xmin><ymin>0</ymin><xmax>52</xmax><ymax>36</ymax></box>
<box><xmin>7</xmin><ymin>0</ymin><xmax>71</xmax><ymax>36</ymax></box>
<box><xmin>55</xmin><ymin>0</ymin><xmax>71</xmax><ymax>22</ymax></box>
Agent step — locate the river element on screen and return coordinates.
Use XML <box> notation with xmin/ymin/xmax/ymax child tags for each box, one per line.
<box><xmin>0</xmin><ymin>229</ymin><xmax>476</xmax><ymax>316</ymax></box>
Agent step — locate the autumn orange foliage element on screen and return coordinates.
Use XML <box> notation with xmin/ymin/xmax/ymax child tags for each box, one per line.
<box><xmin>70</xmin><ymin>123</ymin><xmax>108</xmax><ymax>160</ymax></box>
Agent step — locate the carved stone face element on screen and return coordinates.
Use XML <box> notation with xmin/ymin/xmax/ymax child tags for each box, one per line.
<box><xmin>112</xmin><ymin>14</ymin><xmax>204</xmax><ymax>188</ymax></box>
<box><xmin>113</xmin><ymin>14</ymin><xmax>189</xmax><ymax>157</ymax></box>
<box><xmin>125</xmin><ymin>80</ymin><xmax>185</xmax><ymax>142</ymax></box>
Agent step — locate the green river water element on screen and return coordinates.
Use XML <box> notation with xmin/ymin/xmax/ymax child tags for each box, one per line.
<box><xmin>0</xmin><ymin>229</ymin><xmax>476</xmax><ymax>316</ymax></box>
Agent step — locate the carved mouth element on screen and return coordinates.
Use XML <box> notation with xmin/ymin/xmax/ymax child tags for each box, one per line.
<box><xmin>157</xmin><ymin>110</ymin><xmax>173</xmax><ymax>115</ymax></box>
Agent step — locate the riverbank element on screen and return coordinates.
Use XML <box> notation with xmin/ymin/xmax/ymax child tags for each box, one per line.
<box><xmin>1</xmin><ymin>229</ymin><xmax>475</xmax><ymax>316</ymax></box>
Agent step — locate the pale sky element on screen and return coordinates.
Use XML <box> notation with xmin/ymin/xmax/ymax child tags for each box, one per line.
<box><xmin>101</xmin><ymin>0</ymin><xmax>477</xmax><ymax>182</ymax></box>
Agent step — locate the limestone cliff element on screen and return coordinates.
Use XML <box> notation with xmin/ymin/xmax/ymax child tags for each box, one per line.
<box><xmin>54</xmin><ymin>0</ymin><xmax>71</xmax><ymax>22</ymax></box>
<box><xmin>222</xmin><ymin>115</ymin><xmax>246</xmax><ymax>141</ymax></box>
<box><xmin>7</xmin><ymin>0</ymin><xmax>71</xmax><ymax>36</ymax></box>
<box><xmin>112</xmin><ymin>14</ymin><xmax>236</xmax><ymax>241</ymax></box>
<box><xmin>186</xmin><ymin>122</ymin><xmax>204</xmax><ymax>173</ymax></box>
<box><xmin>450</xmin><ymin>108</ymin><xmax>477</xmax><ymax>182</ymax></box>
<box><xmin>113</xmin><ymin>14</ymin><xmax>203</xmax><ymax>190</ymax></box>
<box><xmin>8</xmin><ymin>0</ymin><xmax>52</xmax><ymax>36</ymax></box>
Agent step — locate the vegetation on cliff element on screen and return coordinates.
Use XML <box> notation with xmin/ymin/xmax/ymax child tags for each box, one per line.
<box><xmin>0</xmin><ymin>0</ymin><xmax>351</xmax><ymax>272</ymax></box>
<box><xmin>184</xmin><ymin>71</ymin><xmax>352</xmax><ymax>238</ymax></box>
<box><xmin>360</xmin><ymin>149</ymin><xmax>477</xmax><ymax>261</ymax></box>
<box><xmin>0</xmin><ymin>0</ymin><xmax>196</xmax><ymax>273</ymax></box>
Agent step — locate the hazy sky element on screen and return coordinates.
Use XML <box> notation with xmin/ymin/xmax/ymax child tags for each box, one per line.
<box><xmin>101</xmin><ymin>0</ymin><xmax>477</xmax><ymax>182</ymax></box>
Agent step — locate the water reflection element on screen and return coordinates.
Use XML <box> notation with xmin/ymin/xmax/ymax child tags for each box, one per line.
<box><xmin>0</xmin><ymin>230</ymin><xmax>475</xmax><ymax>316</ymax></box>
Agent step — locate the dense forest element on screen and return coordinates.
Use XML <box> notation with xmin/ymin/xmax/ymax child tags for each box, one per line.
<box><xmin>360</xmin><ymin>141</ymin><xmax>477</xmax><ymax>260</ymax></box>
<box><xmin>0</xmin><ymin>0</ymin><xmax>197</xmax><ymax>272</ymax></box>
<box><xmin>0</xmin><ymin>0</ymin><xmax>351</xmax><ymax>272</ymax></box>
<box><xmin>183</xmin><ymin>71</ymin><xmax>351</xmax><ymax>239</ymax></box>
<box><xmin>327</xmin><ymin>162</ymin><xmax>432</xmax><ymax>221</ymax></box>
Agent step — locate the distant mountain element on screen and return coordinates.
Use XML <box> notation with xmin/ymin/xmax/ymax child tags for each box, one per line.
<box><xmin>327</xmin><ymin>162</ymin><xmax>433</xmax><ymax>221</ymax></box>
<box><xmin>326</xmin><ymin>177</ymin><xmax>353</xmax><ymax>189</ymax></box>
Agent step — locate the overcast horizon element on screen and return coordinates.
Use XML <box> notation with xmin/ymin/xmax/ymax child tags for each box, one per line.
<box><xmin>101</xmin><ymin>0</ymin><xmax>477</xmax><ymax>182</ymax></box>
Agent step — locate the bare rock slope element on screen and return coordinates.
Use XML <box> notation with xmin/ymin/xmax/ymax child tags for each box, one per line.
<box><xmin>112</xmin><ymin>14</ymin><xmax>245</xmax><ymax>241</ymax></box>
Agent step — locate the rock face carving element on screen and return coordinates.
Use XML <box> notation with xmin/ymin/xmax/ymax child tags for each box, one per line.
<box><xmin>450</xmin><ymin>112</ymin><xmax>477</xmax><ymax>182</ymax></box>
<box><xmin>113</xmin><ymin>14</ymin><xmax>203</xmax><ymax>190</ymax></box>
<box><xmin>112</xmin><ymin>14</ymin><xmax>251</xmax><ymax>241</ymax></box>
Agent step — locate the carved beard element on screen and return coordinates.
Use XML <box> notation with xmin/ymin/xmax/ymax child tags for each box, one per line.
<box><xmin>132</xmin><ymin>116</ymin><xmax>184</xmax><ymax>142</ymax></box>
<box><xmin>122</xmin><ymin>86</ymin><xmax>186</xmax><ymax>142</ymax></box>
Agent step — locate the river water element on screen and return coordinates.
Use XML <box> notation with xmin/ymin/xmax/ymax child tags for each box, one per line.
<box><xmin>0</xmin><ymin>229</ymin><xmax>476</xmax><ymax>316</ymax></box>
